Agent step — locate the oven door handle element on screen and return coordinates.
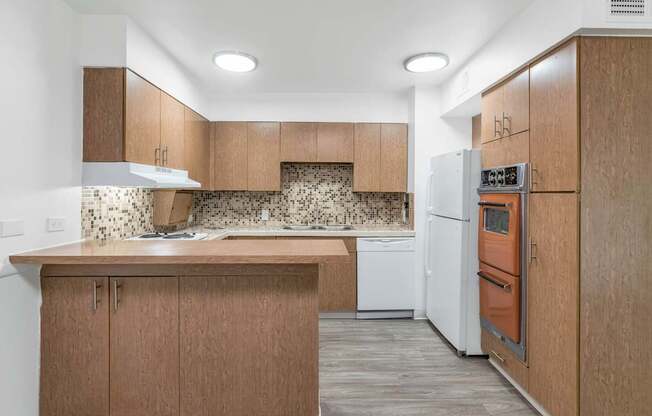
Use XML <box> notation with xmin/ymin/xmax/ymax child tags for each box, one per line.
<box><xmin>477</xmin><ymin>271</ymin><xmax>512</xmax><ymax>292</ymax></box>
<box><xmin>478</xmin><ymin>201</ymin><xmax>511</xmax><ymax>208</ymax></box>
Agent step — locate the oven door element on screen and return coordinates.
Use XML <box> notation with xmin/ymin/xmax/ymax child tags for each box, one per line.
<box><xmin>479</xmin><ymin>262</ymin><xmax>521</xmax><ymax>343</ymax></box>
<box><xmin>478</xmin><ymin>193</ymin><xmax>521</xmax><ymax>276</ymax></box>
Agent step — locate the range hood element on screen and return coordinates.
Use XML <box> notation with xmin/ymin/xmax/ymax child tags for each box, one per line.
<box><xmin>82</xmin><ymin>162</ymin><xmax>201</xmax><ymax>188</ymax></box>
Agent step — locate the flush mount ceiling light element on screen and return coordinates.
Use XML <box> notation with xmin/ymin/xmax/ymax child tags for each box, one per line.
<box><xmin>213</xmin><ymin>51</ymin><xmax>258</xmax><ymax>72</ymax></box>
<box><xmin>403</xmin><ymin>52</ymin><xmax>449</xmax><ymax>73</ymax></box>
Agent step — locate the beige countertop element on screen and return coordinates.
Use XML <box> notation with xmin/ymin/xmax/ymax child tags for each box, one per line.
<box><xmin>9</xmin><ymin>239</ymin><xmax>349</xmax><ymax>265</ymax></box>
<box><xmin>186</xmin><ymin>225</ymin><xmax>416</xmax><ymax>240</ymax></box>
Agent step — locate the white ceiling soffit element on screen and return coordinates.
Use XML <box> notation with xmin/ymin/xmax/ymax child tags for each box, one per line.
<box><xmin>64</xmin><ymin>0</ymin><xmax>534</xmax><ymax>95</ymax></box>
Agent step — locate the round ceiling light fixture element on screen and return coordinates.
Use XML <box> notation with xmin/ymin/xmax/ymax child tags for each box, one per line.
<box><xmin>213</xmin><ymin>51</ymin><xmax>258</xmax><ymax>72</ymax></box>
<box><xmin>403</xmin><ymin>52</ymin><xmax>449</xmax><ymax>73</ymax></box>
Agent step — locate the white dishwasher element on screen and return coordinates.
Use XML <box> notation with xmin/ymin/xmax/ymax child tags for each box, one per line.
<box><xmin>357</xmin><ymin>237</ymin><xmax>416</xmax><ymax>314</ymax></box>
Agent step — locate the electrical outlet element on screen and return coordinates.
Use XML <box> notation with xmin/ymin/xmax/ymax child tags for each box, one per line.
<box><xmin>260</xmin><ymin>209</ymin><xmax>270</xmax><ymax>221</ymax></box>
<box><xmin>47</xmin><ymin>217</ymin><xmax>65</xmax><ymax>232</ymax></box>
<box><xmin>0</xmin><ymin>220</ymin><xmax>24</xmax><ymax>238</ymax></box>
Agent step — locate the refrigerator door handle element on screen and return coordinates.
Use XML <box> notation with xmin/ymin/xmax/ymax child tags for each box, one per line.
<box><xmin>425</xmin><ymin>216</ymin><xmax>433</xmax><ymax>278</ymax></box>
<box><xmin>425</xmin><ymin>171</ymin><xmax>434</xmax><ymax>212</ymax></box>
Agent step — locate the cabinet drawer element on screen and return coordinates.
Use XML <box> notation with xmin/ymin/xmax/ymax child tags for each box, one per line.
<box><xmin>481</xmin><ymin>329</ymin><xmax>528</xmax><ymax>390</ymax></box>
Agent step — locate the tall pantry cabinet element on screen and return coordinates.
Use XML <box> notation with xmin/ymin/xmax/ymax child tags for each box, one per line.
<box><xmin>480</xmin><ymin>37</ymin><xmax>652</xmax><ymax>416</ymax></box>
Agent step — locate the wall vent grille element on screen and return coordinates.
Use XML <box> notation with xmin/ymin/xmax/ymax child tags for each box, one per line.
<box><xmin>609</xmin><ymin>0</ymin><xmax>647</xmax><ymax>16</ymax></box>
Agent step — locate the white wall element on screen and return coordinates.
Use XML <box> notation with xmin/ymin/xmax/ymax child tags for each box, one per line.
<box><xmin>409</xmin><ymin>86</ymin><xmax>471</xmax><ymax>318</ymax></box>
<box><xmin>80</xmin><ymin>15</ymin><xmax>127</xmax><ymax>67</ymax></box>
<box><xmin>208</xmin><ymin>92</ymin><xmax>409</xmax><ymax>122</ymax></box>
<box><xmin>0</xmin><ymin>0</ymin><xmax>82</xmax><ymax>414</ymax></box>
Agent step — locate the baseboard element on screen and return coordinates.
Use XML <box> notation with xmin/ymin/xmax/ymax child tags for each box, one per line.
<box><xmin>488</xmin><ymin>359</ymin><xmax>549</xmax><ymax>416</ymax></box>
<box><xmin>356</xmin><ymin>310</ymin><xmax>414</xmax><ymax>319</ymax></box>
<box><xmin>320</xmin><ymin>312</ymin><xmax>357</xmax><ymax>319</ymax></box>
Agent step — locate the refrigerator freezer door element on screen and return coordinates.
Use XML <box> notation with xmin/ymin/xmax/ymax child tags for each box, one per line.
<box><xmin>426</xmin><ymin>215</ymin><xmax>468</xmax><ymax>352</ymax></box>
<box><xmin>430</xmin><ymin>150</ymin><xmax>470</xmax><ymax>221</ymax></box>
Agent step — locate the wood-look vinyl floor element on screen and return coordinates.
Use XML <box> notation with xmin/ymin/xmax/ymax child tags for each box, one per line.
<box><xmin>319</xmin><ymin>319</ymin><xmax>537</xmax><ymax>416</ymax></box>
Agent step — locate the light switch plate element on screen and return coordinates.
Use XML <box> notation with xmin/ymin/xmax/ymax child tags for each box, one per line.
<box><xmin>0</xmin><ymin>220</ymin><xmax>25</xmax><ymax>238</ymax></box>
<box><xmin>261</xmin><ymin>209</ymin><xmax>270</xmax><ymax>221</ymax></box>
<box><xmin>47</xmin><ymin>217</ymin><xmax>65</xmax><ymax>232</ymax></box>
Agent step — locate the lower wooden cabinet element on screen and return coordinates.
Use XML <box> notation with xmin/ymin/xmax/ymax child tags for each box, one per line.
<box><xmin>109</xmin><ymin>277</ymin><xmax>179</xmax><ymax>416</ymax></box>
<box><xmin>40</xmin><ymin>277</ymin><xmax>110</xmax><ymax>416</ymax></box>
<box><xmin>481</xmin><ymin>329</ymin><xmax>528</xmax><ymax>390</ymax></box>
<box><xmin>527</xmin><ymin>193</ymin><xmax>579</xmax><ymax>416</ymax></box>
<box><xmin>318</xmin><ymin>239</ymin><xmax>357</xmax><ymax>312</ymax></box>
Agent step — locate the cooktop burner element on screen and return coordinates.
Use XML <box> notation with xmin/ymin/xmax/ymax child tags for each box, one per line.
<box><xmin>138</xmin><ymin>233</ymin><xmax>164</xmax><ymax>239</ymax></box>
<box><xmin>129</xmin><ymin>232</ymin><xmax>208</xmax><ymax>241</ymax></box>
<box><xmin>162</xmin><ymin>233</ymin><xmax>195</xmax><ymax>240</ymax></box>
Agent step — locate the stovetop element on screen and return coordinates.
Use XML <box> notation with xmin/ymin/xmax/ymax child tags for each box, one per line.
<box><xmin>129</xmin><ymin>232</ymin><xmax>208</xmax><ymax>241</ymax></box>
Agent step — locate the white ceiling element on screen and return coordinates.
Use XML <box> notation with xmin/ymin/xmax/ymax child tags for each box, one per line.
<box><xmin>65</xmin><ymin>0</ymin><xmax>533</xmax><ymax>95</ymax></box>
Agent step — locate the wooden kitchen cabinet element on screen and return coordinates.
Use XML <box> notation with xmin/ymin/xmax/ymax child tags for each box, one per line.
<box><xmin>481</xmin><ymin>329</ymin><xmax>528</xmax><ymax>390</ymax></box>
<box><xmin>380</xmin><ymin>123</ymin><xmax>408</xmax><ymax>192</ymax></box>
<box><xmin>110</xmin><ymin>277</ymin><xmax>179</xmax><ymax>416</ymax></box>
<box><xmin>125</xmin><ymin>69</ymin><xmax>162</xmax><ymax>166</ymax></box>
<box><xmin>353</xmin><ymin>123</ymin><xmax>408</xmax><ymax>193</ymax></box>
<box><xmin>247</xmin><ymin>122</ymin><xmax>281</xmax><ymax>191</ymax></box>
<box><xmin>480</xmin><ymin>85</ymin><xmax>504</xmax><ymax>143</ymax></box>
<box><xmin>480</xmin><ymin>68</ymin><xmax>529</xmax><ymax>143</ymax></box>
<box><xmin>277</xmin><ymin>237</ymin><xmax>357</xmax><ymax>311</ymax></box>
<box><xmin>213</xmin><ymin>122</ymin><xmax>248</xmax><ymax>190</ymax></box>
<box><xmin>281</xmin><ymin>122</ymin><xmax>318</xmax><ymax>162</ymax></box>
<box><xmin>40</xmin><ymin>277</ymin><xmax>109</xmax><ymax>416</ymax></box>
<box><xmin>184</xmin><ymin>107</ymin><xmax>211</xmax><ymax>189</ymax></box>
<box><xmin>481</xmin><ymin>131</ymin><xmax>529</xmax><ymax>169</ymax></box>
<box><xmin>317</xmin><ymin>122</ymin><xmax>354</xmax><ymax>162</ymax></box>
<box><xmin>353</xmin><ymin>123</ymin><xmax>381</xmax><ymax>192</ymax></box>
<box><xmin>160</xmin><ymin>91</ymin><xmax>186</xmax><ymax>170</ymax></box>
<box><xmin>530</xmin><ymin>40</ymin><xmax>579</xmax><ymax>192</ymax></box>
<box><xmin>528</xmin><ymin>193</ymin><xmax>579</xmax><ymax>416</ymax></box>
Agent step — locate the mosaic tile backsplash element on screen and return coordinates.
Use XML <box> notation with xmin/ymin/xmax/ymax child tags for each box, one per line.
<box><xmin>193</xmin><ymin>164</ymin><xmax>407</xmax><ymax>227</ymax></box>
<box><xmin>82</xmin><ymin>164</ymin><xmax>407</xmax><ymax>240</ymax></box>
<box><xmin>82</xmin><ymin>187</ymin><xmax>154</xmax><ymax>240</ymax></box>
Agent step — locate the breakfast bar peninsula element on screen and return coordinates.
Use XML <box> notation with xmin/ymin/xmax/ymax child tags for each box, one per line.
<box><xmin>10</xmin><ymin>238</ymin><xmax>349</xmax><ymax>416</ymax></box>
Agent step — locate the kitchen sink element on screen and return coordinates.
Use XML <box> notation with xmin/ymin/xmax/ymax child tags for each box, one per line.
<box><xmin>282</xmin><ymin>224</ymin><xmax>354</xmax><ymax>231</ymax></box>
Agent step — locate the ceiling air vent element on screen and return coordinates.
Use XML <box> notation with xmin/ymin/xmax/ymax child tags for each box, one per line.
<box><xmin>607</xmin><ymin>0</ymin><xmax>649</xmax><ymax>20</ymax></box>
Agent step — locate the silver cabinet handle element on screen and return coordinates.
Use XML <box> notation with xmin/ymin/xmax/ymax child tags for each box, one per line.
<box><xmin>162</xmin><ymin>145</ymin><xmax>169</xmax><ymax>166</ymax></box>
<box><xmin>490</xmin><ymin>350</ymin><xmax>505</xmax><ymax>363</ymax></box>
<box><xmin>478</xmin><ymin>272</ymin><xmax>511</xmax><ymax>292</ymax></box>
<box><xmin>529</xmin><ymin>163</ymin><xmax>538</xmax><ymax>189</ymax></box>
<box><xmin>92</xmin><ymin>280</ymin><xmax>102</xmax><ymax>311</ymax></box>
<box><xmin>494</xmin><ymin>116</ymin><xmax>502</xmax><ymax>138</ymax></box>
<box><xmin>113</xmin><ymin>280</ymin><xmax>122</xmax><ymax>312</ymax></box>
<box><xmin>154</xmin><ymin>147</ymin><xmax>161</xmax><ymax>165</ymax></box>
<box><xmin>529</xmin><ymin>240</ymin><xmax>537</xmax><ymax>263</ymax></box>
<box><xmin>502</xmin><ymin>112</ymin><xmax>511</xmax><ymax>135</ymax></box>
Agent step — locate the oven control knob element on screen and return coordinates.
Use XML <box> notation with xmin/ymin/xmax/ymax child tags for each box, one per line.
<box><xmin>489</xmin><ymin>176</ymin><xmax>497</xmax><ymax>186</ymax></box>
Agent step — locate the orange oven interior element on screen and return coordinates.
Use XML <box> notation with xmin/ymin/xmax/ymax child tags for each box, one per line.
<box><xmin>479</xmin><ymin>262</ymin><xmax>521</xmax><ymax>343</ymax></box>
<box><xmin>478</xmin><ymin>193</ymin><xmax>521</xmax><ymax>276</ymax></box>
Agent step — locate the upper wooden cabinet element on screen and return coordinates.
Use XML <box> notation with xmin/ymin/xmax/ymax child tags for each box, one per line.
<box><xmin>480</xmin><ymin>68</ymin><xmax>529</xmax><ymax>143</ymax></box>
<box><xmin>125</xmin><ymin>70</ymin><xmax>161</xmax><ymax>166</ymax></box>
<box><xmin>317</xmin><ymin>123</ymin><xmax>354</xmax><ymax>163</ymax></box>
<box><xmin>281</xmin><ymin>122</ymin><xmax>317</xmax><ymax>162</ymax></box>
<box><xmin>530</xmin><ymin>40</ymin><xmax>579</xmax><ymax>192</ymax></box>
<box><xmin>184</xmin><ymin>108</ymin><xmax>211</xmax><ymax>189</ymax></box>
<box><xmin>353</xmin><ymin>123</ymin><xmax>408</xmax><ymax>193</ymax></box>
<box><xmin>247</xmin><ymin>122</ymin><xmax>281</xmax><ymax>191</ymax></box>
<box><xmin>84</xmin><ymin>68</ymin><xmax>203</xmax><ymax>173</ymax></box>
<box><xmin>160</xmin><ymin>92</ymin><xmax>185</xmax><ymax>170</ymax></box>
<box><xmin>213</xmin><ymin>122</ymin><xmax>248</xmax><ymax>191</ymax></box>
<box><xmin>353</xmin><ymin>123</ymin><xmax>381</xmax><ymax>192</ymax></box>
<box><xmin>380</xmin><ymin>123</ymin><xmax>408</xmax><ymax>192</ymax></box>
<box><xmin>481</xmin><ymin>131</ymin><xmax>529</xmax><ymax>169</ymax></box>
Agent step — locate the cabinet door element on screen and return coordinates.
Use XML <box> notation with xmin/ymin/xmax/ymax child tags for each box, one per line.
<box><xmin>247</xmin><ymin>122</ymin><xmax>281</xmax><ymax>191</ymax></box>
<box><xmin>317</xmin><ymin>122</ymin><xmax>354</xmax><ymax>162</ymax></box>
<box><xmin>213</xmin><ymin>122</ymin><xmax>248</xmax><ymax>190</ymax></box>
<box><xmin>40</xmin><ymin>277</ymin><xmax>109</xmax><ymax>416</ymax></box>
<box><xmin>160</xmin><ymin>91</ymin><xmax>185</xmax><ymax>170</ymax></box>
<box><xmin>180</xmin><ymin>274</ymin><xmax>319</xmax><ymax>416</ymax></box>
<box><xmin>184</xmin><ymin>108</ymin><xmax>211</xmax><ymax>189</ymax></box>
<box><xmin>481</xmin><ymin>131</ymin><xmax>529</xmax><ymax>169</ymax></box>
<box><xmin>380</xmin><ymin>123</ymin><xmax>408</xmax><ymax>192</ymax></box>
<box><xmin>110</xmin><ymin>277</ymin><xmax>179</xmax><ymax>416</ymax></box>
<box><xmin>480</xmin><ymin>86</ymin><xmax>503</xmax><ymax>143</ymax></box>
<box><xmin>353</xmin><ymin>123</ymin><xmax>381</xmax><ymax>192</ymax></box>
<box><xmin>280</xmin><ymin>122</ymin><xmax>317</xmax><ymax>162</ymax></box>
<box><xmin>502</xmin><ymin>69</ymin><xmax>529</xmax><ymax>137</ymax></box>
<box><xmin>528</xmin><ymin>193</ymin><xmax>579</xmax><ymax>416</ymax></box>
<box><xmin>125</xmin><ymin>70</ymin><xmax>161</xmax><ymax>165</ymax></box>
<box><xmin>530</xmin><ymin>39</ymin><xmax>579</xmax><ymax>192</ymax></box>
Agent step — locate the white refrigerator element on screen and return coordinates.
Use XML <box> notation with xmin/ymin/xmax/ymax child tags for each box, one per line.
<box><xmin>425</xmin><ymin>149</ymin><xmax>482</xmax><ymax>355</ymax></box>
